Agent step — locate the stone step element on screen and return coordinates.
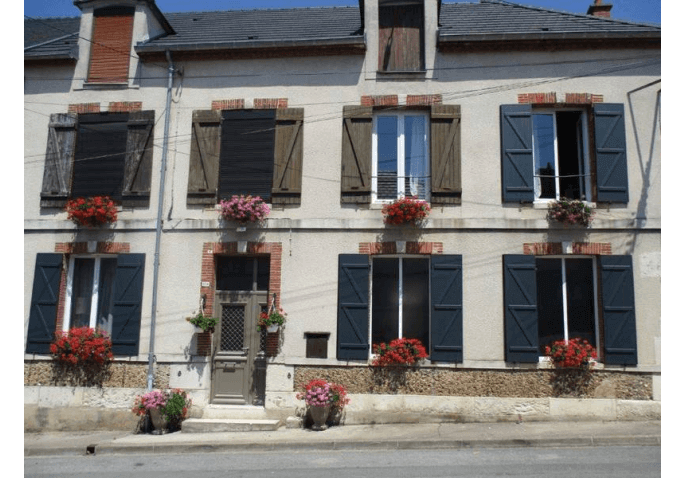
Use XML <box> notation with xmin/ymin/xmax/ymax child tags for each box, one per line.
<box><xmin>200</xmin><ymin>405</ymin><xmax>272</xmax><ymax>420</ymax></box>
<box><xmin>182</xmin><ymin>418</ymin><xmax>282</xmax><ymax>433</ymax></box>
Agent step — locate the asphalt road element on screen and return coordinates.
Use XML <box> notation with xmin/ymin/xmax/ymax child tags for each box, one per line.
<box><xmin>24</xmin><ymin>445</ymin><xmax>660</xmax><ymax>478</ymax></box>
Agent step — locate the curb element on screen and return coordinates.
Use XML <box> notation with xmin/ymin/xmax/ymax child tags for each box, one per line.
<box><xmin>24</xmin><ymin>435</ymin><xmax>661</xmax><ymax>457</ymax></box>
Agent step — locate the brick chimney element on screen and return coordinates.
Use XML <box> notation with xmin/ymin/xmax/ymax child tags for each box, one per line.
<box><xmin>587</xmin><ymin>0</ymin><xmax>612</xmax><ymax>18</ymax></box>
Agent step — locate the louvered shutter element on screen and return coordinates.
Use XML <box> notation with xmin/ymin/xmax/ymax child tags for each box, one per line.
<box><xmin>600</xmin><ymin>255</ymin><xmax>638</xmax><ymax>365</ymax></box>
<box><xmin>503</xmin><ymin>255</ymin><xmax>539</xmax><ymax>362</ymax></box>
<box><xmin>341</xmin><ymin>106</ymin><xmax>372</xmax><ymax>204</ymax></box>
<box><xmin>430</xmin><ymin>255</ymin><xmax>463</xmax><ymax>362</ymax></box>
<box><xmin>187</xmin><ymin>110</ymin><xmax>221</xmax><ymax>205</ymax></box>
<box><xmin>594</xmin><ymin>104</ymin><xmax>629</xmax><ymax>203</ymax></box>
<box><xmin>122</xmin><ymin>110</ymin><xmax>154</xmax><ymax>207</ymax></box>
<box><xmin>26</xmin><ymin>254</ymin><xmax>63</xmax><ymax>354</ymax></box>
<box><xmin>501</xmin><ymin>105</ymin><xmax>534</xmax><ymax>203</ymax></box>
<box><xmin>40</xmin><ymin>113</ymin><xmax>77</xmax><ymax>207</ymax></box>
<box><xmin>272</xmin><ymin>108</ymin><xmax>304</xmax><ymax>205</ymax></box>
<box><xmin>88</xmin><ymin>8</ymin><xmax>134</xmax><ymax>83</ymax></box>
<box><xmin>218</xmin><ymin>109</ymin><xmax>276</xmax><ymax>201</ymax></box>
<box><xmin>337</xmin><ymin>254</ymin><xmax>370</xmax><ymax>360</ymax></box>
<box><xmin>431</xmin><ymin>105</ymin><xmax>462</xmax><ymax>205</ymax></box>
<box><xmin>110</xmin><ymin>254</ymin><xmax>145</xmax><ymax>356</ymax></box>
<box><xmin>71</xmin><ymin>113</ymin><xmax>129</xmax><ymax>199</ymax></box>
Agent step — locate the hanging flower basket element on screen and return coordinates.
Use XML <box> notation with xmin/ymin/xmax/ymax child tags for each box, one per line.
<box><xmin>218</xmin><ymin>195</ymin><xmax>270</xmax><ymax>225</ymax></box>
<box><xmin>382</xmin><ymin>196</ymin><xmax>431</xmax><ymax>226</ymax></box>
<box><xmin>65</xmin><ymin>196</ymin><xmax>118</xmax><ymax>227</ymax></box>
<box><xmin>547</xmin><ymin>198</ymin><xmax>594</xmax><ymax>227</ymax></box>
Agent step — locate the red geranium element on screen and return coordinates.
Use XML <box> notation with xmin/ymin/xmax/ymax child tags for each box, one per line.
<box><xmin>66</xmin><ymin>196</ymin><xmax>118</xmax><ymax>227</ymax></box>
<box><xmin>50</xmin><ymin>327</ymin><xmax>114</xmax><ymax>366</ymax></box>
<box><xmin>544</xmin><ymin>338</ymin><xmax>597</xmax><ymax>369</ymax></box>
<box><xmin>381</xmin><ymin>196</ymin><xmax>431</xmax><ymax>226</ymax></box>
<box><xmin>372</xmin><ymin>337</ymin><xmax>428</xmax><ymax>367</ymax></box>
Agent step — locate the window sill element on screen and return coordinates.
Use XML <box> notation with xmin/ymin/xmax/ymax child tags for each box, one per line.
<box><xmin>533</xmin><ymin>200</ymin><xmax>597</xmax><ymax>209</ymax></box>
<box><xmin>79</xmin><ymin>81</ymin><xmax>136</xmax><ymax>90</ymax></box>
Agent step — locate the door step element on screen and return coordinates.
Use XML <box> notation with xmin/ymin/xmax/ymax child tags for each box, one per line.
<box><xmin>182</xmin><ymin>418</ymin><xmax>282</xmax><ymax>433</ymax></box>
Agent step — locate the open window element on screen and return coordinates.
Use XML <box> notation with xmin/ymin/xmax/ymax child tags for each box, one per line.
<box><xmin>187</xmin><ymin>108</ymin><xmax>304</xmax><ymax>206</ymax></box>
<box><xmin>501</xmin><ymin>104</ymin><xmax>628</xmax><ymax>204</ymax></box>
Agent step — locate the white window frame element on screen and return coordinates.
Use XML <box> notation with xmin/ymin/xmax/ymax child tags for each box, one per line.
<box><xmin>536</xmin><ymin>255</ymin><xmax>601</xmax><ymax>356</ymax></box>
<box><xmin>532</xmin><ymin>108</ymin><xmax>591</xmax><ymax>203</ymax></box>
<box><xmin>371</xmin><ymin>111</ymin><xmax>430</xmax><ymax>203</ymax></box>
<box><xmin>368</xmin><ymin>255</ymin><xmax>431</xmax><ymax>356</ymax></box>
<box><xmin>62</xmin><ymin>254</ymin><xmax>115</xmax><ymax>332</ymax></box>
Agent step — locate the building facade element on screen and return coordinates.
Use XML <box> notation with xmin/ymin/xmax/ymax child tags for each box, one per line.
<box><xmin>24</xmin><ymin>0</ymin><xmax>661</xmax><ymax>430</ymax></box>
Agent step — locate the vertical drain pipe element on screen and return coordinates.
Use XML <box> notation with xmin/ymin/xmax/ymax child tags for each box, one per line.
<box><xmin>147</xmin><ymin>50</ymin><xmax>175</xmax><ymax>391</ymax></box>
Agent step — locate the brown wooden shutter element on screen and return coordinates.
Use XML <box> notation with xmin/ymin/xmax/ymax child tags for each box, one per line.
<box><xmin>272</xmin><ymin>108</ymin><xmax>304</xmax><ymax>205</ymax></box>
<box><xmin>40</xmin><ymin>113</ymin><xmax>77</xmax><ymax>207</ymax></box>
<box><xmin>431</xmin><ymin>104</ymin><xmax>462</xmax><ymax>205</ymax></box>
<box><xmin>88</xmin><ymin>9</ymin><xmax>134</xmax><ymax>84</ymax></box>
<box><xmin>187</xmin><ymin>110</ymin><xmax>221</xmax><ymax>205</ymax></box>
<box><xmin>378</xmin><ymin>4</ymin><xmax>424</xmax><ymax>72</ymax></box>
<box><xmin>122</xmin><ymin>110</ymin><xmax>154</xmax><ymax>207</ymax></box>
<box><xmin>341</xmin><ymin>105</ymin><xmax>372</xmax><ymax>204</ymax></box>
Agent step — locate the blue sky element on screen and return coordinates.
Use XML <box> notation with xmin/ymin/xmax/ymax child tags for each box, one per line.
<box><xmin>23</xmin><ymin>0</ymin><xmax>661</xmax><ymax>25</ymax></box>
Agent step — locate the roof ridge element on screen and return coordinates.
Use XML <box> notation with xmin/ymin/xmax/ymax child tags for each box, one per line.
<box><xmin>474</xmin><ymin>0</ymin><xmax>660</xmax><ymax>29</ymax></box>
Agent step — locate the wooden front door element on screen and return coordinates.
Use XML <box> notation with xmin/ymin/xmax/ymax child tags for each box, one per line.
<box><xmin>211</xmin><ymin>291</ymin><xmax>267</xmax><ymax>405</ymax></box>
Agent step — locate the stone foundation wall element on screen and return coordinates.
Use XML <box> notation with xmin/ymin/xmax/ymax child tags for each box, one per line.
<box><xmin>24</xmin><ymin>361</ymin><xmax>170</xmax><ymax>389</ymax></box>
<box><xmin>293</xmin><ymin>366</ymin><xmax>653</xmax><ymax>400</ymax></box>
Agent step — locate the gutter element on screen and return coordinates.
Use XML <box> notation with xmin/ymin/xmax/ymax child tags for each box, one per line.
<box><xmin>135</xmin><ymin>36</ymin><xmax>365</xmax><ymax>54</ymax></box>
<box><xmin>146</xmin><ymin>50</ymin><xmax>175</xmax><ymax>391</ymax></box>
<box><xmin>437</xmin><ymin>30</ymin><xmax>661</xmax><ymax>44</ymax></box>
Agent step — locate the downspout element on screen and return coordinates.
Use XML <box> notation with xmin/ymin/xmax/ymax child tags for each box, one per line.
<box><xmin>147</xmin><ymin>50</ymin><xmax>175</xmax><ymax>390</ymax></box>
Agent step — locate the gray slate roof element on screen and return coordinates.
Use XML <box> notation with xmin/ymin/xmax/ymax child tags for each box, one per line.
<box><xmin>25</xmin><ymin>1</ymin><xmax>660</xmax><ymax>59</ymax></box>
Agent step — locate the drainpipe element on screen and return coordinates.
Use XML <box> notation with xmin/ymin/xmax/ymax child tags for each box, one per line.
<box><xmin>147</xmin><ymin>50</ymin><xmax>175</xmax><ymax>391</ymax></box>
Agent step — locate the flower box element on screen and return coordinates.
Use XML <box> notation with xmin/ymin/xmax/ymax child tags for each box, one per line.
<box><xmin>218</xmin><ymin>195</ymin><xmax>270</xmax><ymax>224</ymax></box>
<box><xmin>544</xmin><ymin>338</ymin><xmax>598</xmax><ymax>369</ymax></box>
<box><xmin>547</xmin><ymin>198</ymin><xmax>594</xmax><ymax>227</ymax></box>
<box><xmin>372</xmin><ymin>337</ymin><xmax>428</xmax><ymax>367</ymax></box>
<box><xmin>50</xmin><ymin>327</ymin><xmax>113</xmax><ymax>366</ymax></box>
<box><xmin>65</xmin><ymin>196</ymin><xmax>118</xmax><ymax>227</ymax></box>
<box><xmin>382</xmin><ymin>196</ymin><xmax>431</xmax><ymax>226</ymax></box>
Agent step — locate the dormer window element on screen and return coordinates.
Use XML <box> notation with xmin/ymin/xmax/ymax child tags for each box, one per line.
<box><xmin>378</xmin><ymin>0</ymin><xmax>424</xmax><ymax>72</ymax></box>
<box><xmin>87</xmin><ymin>7</ymin><xmax>135</xmax><ymax>84</ymax></box>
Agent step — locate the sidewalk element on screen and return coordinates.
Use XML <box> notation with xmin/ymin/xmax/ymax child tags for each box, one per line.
<box><xmin>24</xmin><ymin>420</ymin><xmax>661</xmax><ymax>456</ymax></box>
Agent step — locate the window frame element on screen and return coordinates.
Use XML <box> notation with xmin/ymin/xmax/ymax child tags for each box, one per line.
<box><xmin>371</xmin><ymin>111</ymin><xmax>430</xmax><ymax>203</ymax></box>
<box><xmin>534</xmin><ymin>255</ymin><xmax>601</xmax><ymax>358</ymax></box>
<box><xmin>62</xmin><ymin>254</ymin><xmax>117</xmax><ymax>333</ymax></box>
<box><xmin>368</xmin><ymin>254</ymin><xmax>431</xmax><ymax>356</ymax></box>
<box><xmin>531</xmin><ymin>108</ymin><xmax>592</xmax><ymax>203</ymax></box>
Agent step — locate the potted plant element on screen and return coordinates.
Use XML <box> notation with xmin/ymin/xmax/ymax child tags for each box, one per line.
<box><xmin>257</xmin><ymin>307</ymin><xmax>287</xmax><ymax>333</ymax></box>
<box><xmin>296</xmin><ymin>379</ymin><xmax>351</xmax><ymax>431</ymax></box>
<box><xmin>65</xmin><ymin>195</ymin><xmax>118</xmax><ymax>227</ymax></box>
<box><xmin>371</xmin><ymin>337</ymin><xmax>428</xmax><ymax>367</ymax></box>
<box><xmin>547</xmin><ymin>198</ymin><xmax>595</xmax><ymax>227</ymax></box>
<box><xmin>218</xmin><ymin>194</ymin><xmax>270</xmax><ymax>226</ymax></box>
<box><xmin>382</xmin><ymin>196</ymin><xmax>431</xmax><ymax>226</ymax></box>
<box><xmin>188</xmin><ymin>311</ymin><xmax>218</xmax><ymax>333</ymax></box>
<box><xmin>544</xmin><ymin>338</ymin><xmax>598</xmax><ymax>369</ymax></box>
<box><xmin>131</xmin><ymin>388</ymin><xmax>192</xmax><ymax>434</ymax></box>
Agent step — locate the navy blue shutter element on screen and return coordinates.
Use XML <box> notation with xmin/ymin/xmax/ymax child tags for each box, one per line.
<box><xmin>600</xmin><ymin>256</ymin><xmax>638</xmax><ymax>365</ymax></box>
<box><xmin>336</xmin><ymin>255</ymin><xmax>369</xmax><ymax>360</ymax></box>
<box><xmin>430</xmin><ymin>255</ymin><xmax>463</xmax><ymax>362</ymax></box>
<box><xmin>501</xmin><ymin>105</ymin><xmax>534</xmax><ymax>203</ymax></box>
<box><xmin>594</xmin><ymin>104</ymin><xmax>629</xmax><ymax>203</ymax></box>
<box><xmin>110</xmin><ymin>254</ymin><xmax>145</xmax><ymax>356</ymax></box>
<box><xmin>503</xmin><ymin>255</ymin><xmax>539</xmax><ymax>362</ymax></box>
<box><xmin>26</xmin><ymin>254</ymin><xmax>63</xmax><ymax>354</ymax></box>
<box><xmin>218</xmin><ymin>110</ymin><xmax>276</xmax><ymax>201</ymax></box>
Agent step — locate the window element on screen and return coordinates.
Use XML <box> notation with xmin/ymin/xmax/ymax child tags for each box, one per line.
<box><xmin>87</xmin><ymin>7</ymin><xmax>134</xmax><ymax>84</ymax></box>
<box><xmin>341</xmin><ymin>104</ymin><xmax>461</xmax><ymax>205</ymax></box>
<box><xmin>216</xmin><ymin>256</ymin><xmax>270</xmax><ymax>291</ymax></box>
<box><xmin>26</xmin><ymin>253</ymin><xmax>145</xmax><ymax>356</ymax></box>
<box><xmin>187</xmin><ymin>108</ymin><xmax>304</xmax><ymax>206</ymax></box>
<box><xmin>503</xmin><ymin>254</ymin><xmax>638</xmax><ymax>365</ymax></box>
<box><xmin>337</xmin><ymin>254</ymin><xmax>462</xmax><ymax>362</ymax></box>
<box><xmin>378</xmin><ymin>1</ymin><xmax>424</xmax><ymax>72</ymax></box>
<box><xmin>372</xmin><ymin>113</ymin><xmax>429</xmax><ymax>202</ymax></box>
<box><xmin>532</xmin><ymin>111</ymin><xmax>590</xmax><ymax>201</ymax></box>
<box><xmin>39</xmin><ymin>111</ymin><xmax>155</xmax><ymax>208</ymax></box>
<box><xmin>501</xmin><ymin>104</ymin><xmax>628</xmax><ymax>204</ymax></box>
